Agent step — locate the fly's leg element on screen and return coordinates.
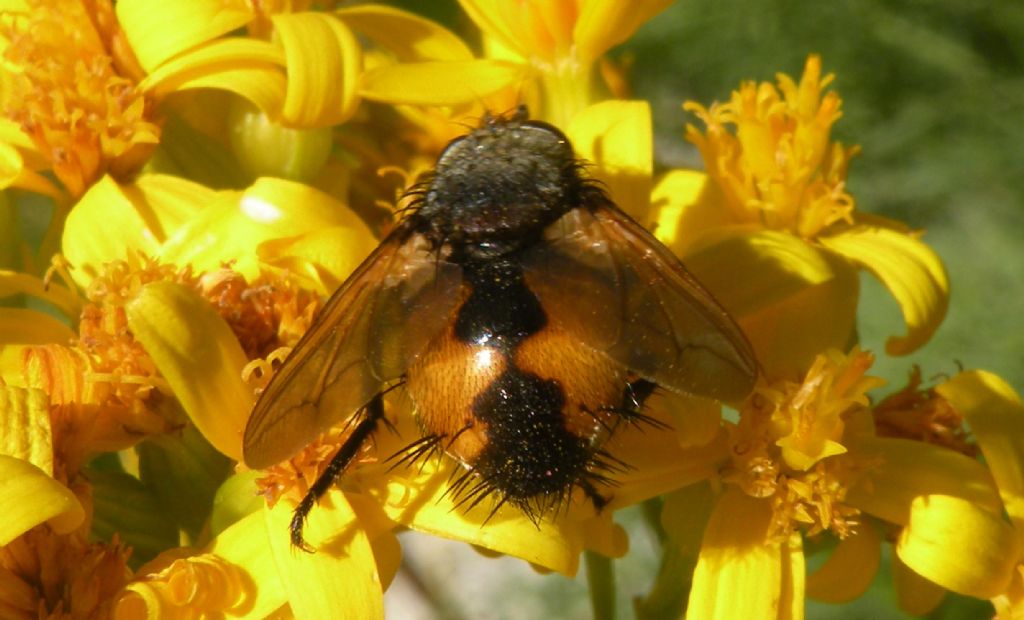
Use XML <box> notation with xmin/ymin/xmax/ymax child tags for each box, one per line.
<box><xmin>290</xmin><ymin>392</ymin><xmax>386</xmax><ymax>551</ymax></box>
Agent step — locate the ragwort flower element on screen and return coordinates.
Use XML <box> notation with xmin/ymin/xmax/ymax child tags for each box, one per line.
<box><xmin>654</xmin><ymin>349</ymin><xmax>1009</xmax><ymax>619</ymax></box>
<box><xmin>0</xmin><ymin>0</ymin><xmax>158</xmax><ymax>201</ymax></box>
<box><xmin>652</xmin><ymin>55</ymin><xmax>949</xmax><ymax>380</ymax></box>
<box><xmin>895</xmin><ymin>371</ymin><xmax>1024</xmax><ymax>618</ymax></box>
<box><xmin>361</xmin><ymin>0</ymin><xmax>671</xmax><ymax>127</ymax></box>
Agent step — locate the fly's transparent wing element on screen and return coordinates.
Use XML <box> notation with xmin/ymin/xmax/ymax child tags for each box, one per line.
<box><xmin>243</xmin><ymin>230</ymin><xmax>462</xmax><ymax>468</ymax></box>
<box><xmin>522</xmin><ymin>206</ymin><xmax>757</xmax><ymax>402</ymax></box>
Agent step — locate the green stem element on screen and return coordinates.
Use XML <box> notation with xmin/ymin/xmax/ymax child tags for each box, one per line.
<box><xmin>633</xmin><ymin>543</ymin><xmax>693</xmax><ymax>620</ymax></box>
<box><xmin>585</xmin><ymin>549</ymin><xmax>617</xmax><ymax>620</ymax></box>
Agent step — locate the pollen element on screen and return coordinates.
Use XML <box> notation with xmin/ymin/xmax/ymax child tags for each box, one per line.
<box><xmin>0</xmin><ymin>0</ymin><xmax>158</xmax><ymax>197</ymax></box>
<box><xmin>0</xmin><ymin>528</ymin><xmax>130</xmax><ymax>619</ymax></box>
<box><xmin>250</xmin><ymin>426</ymin><xmax>380</xmax><ymax>508</ymax></box>
<box><xmin>684</xmin><ymin>55</ymin><xmax>860</xmax><ymax>239</ymax></box>
<box><xmin>243</xmin><ymin>348</ymin><xmax>378</xmax><ymax>506</ymax></box>
<box><xmin>76</xmin><ymin>257</ymin><xmax>196</xmax><ymax>436</ymax></box>
<box><xmin>723</xmin><ymin>348</ymin><xmax>883</xmax><ymax>539</ymax></box>
<box><xmin>873</xmin><ymin>366</ymin><xmax>978</xmax><ymax>458</ymax></box>
<box><xmin>197</xmin><ymin>268</ymin><xmax>321</xmax><ymax>359</ymax></box>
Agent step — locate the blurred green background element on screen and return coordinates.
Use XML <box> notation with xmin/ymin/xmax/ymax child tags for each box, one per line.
<box><xmin>390</xmin><ymin>1</ymin><xmax>1023</xmax><ymax>618</ymax></box>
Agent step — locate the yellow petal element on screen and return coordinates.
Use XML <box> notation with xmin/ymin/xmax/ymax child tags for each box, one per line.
<box><xmin>347</xmin><ymin>493</ymin><xmax>404</xmax><ymax>589</ymax></box>
<box><xmin>0</xmin><ymin>385</ymin><xmax>53</xmax><ymax>475</ymax></box>
<box><xmin>0</xmin><ymin>454</ymin><xmax>85</xmax><ymax>544</ymax></box>
<box><xmin>805</xmin><ymin>521</ymin><xmax>882</xmax><ymax>603</ymax></box>
<box><xmin>892</xmin><ymin>549</ymin><xmax>947</xmax><ymax>616</ymax></box>
<box><xmin>257</xmin><ymin>225</ymin><xmax>377</xmax><ymax>295</ymax></box>
<box><xmin>264</xmin><ymin>490</ymin><xmax>384</xmax><ymax>619</ymax></box>
<box><xmin>117</xmin><ymin>0</ymin><xmax>254</xmax><ymax>72</ymax></box>
<box><xmin>139</xmin><ymin>39</ymin><xmax>287</xmax><ymax>116</ymax></box>
<box><xmin>457</xmin><ymin>0</ymin><xmax>529</xmax><ymax>60</ymax></box>
<box><xmin>63</xmin><ymin>175</ymin><xmax>160</xmax><ymax>286</ymax></box>
<box><xmin>271</xmin><ymin>13</ymin><xmax>361</xmax><ymax>127</ymax></box>
<box><xmin>574</xmin><ymin>0</ymin><xmax>673</xmax><ymax>63</ymax></box>
<box><xmin>682</xmin><ymin>229</ymin><xmax>858</xmax><ymax>380</ymax></box>
<box><xmin>62</xmin><ymin>174</ymin><xmax>214</xmax><ymax>288</ymax></box>
<box><xmin>361</xmin><ymin>60</ymin><xmax>528</xmax><ymax>106</ymax></box>
<box><xmin>159</xmin><ymin>177</ymin><xmax>373</xmax><ymax>280</ymax></box>
<box><xmin>897</xmin><ymin>494</ymin><xmax>1019</xmax><ymax>599</ymax></box>
<box><xmin>820</xmin><ymin>225</ymin><xmax>948</xmax><ymax>355</ymax></box>
<box><xmin>125</xmin><ymin>281</ymin><xmax>251</xmax><ymax>461</ymax></box>
<box><xmin>567</xmin><ymin>100</ymin><xmax>652</xmax><ymax>220</ymax></box>
<box><xmin>605</xmin><ymin>425</ymin><xmax>728</xmax><ymax>510</ymax></box>
<box><xmin>0</xmin><ymin>136</ymin><xmax>63</xmax><ymax>198</ymax></box>
<box><xmin>937</xmin><ymin>370</ymin><xmax>1024</xmax><ymax>531</ymax></box>
<box><xmin>846</xmin><ymin>436</ymin><xmax>1002</xmax><ymax>526</ymax></box>
<box><xmin>336</xmin><ymin>5</ymin><xmax>473</xmax><ymax>61</ymax></box>
<box><xmin>650</xmin><ymin>170</ymin><xmax>730</xmax><ymax>251</ymax></box>
<box><xmin>0</xmin><ymin>308</ymin><xmax>74</xmax><ymax>345</ymax></box>
<box><xmin>209</xmin><ymin>510</ymin><xmax>287</xmax><ymax>615</ymax></box>
<box><xmin>359</xmin><ymin>450</ymin><xmax>586</xmax><ymax>576</ymax></box>
<box><xmin>118</xmin><ymin>510</ymin><xmax>287</xmax><ymax>619</ymax></box>
<box><xmin>689</xmin><ymin>489</ymin><xmax>803</xmax><ymax>619</ymax></box>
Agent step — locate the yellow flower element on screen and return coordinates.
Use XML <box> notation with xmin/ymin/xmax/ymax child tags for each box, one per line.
<box><xmin>0</xmin><ymin>0</ymin><xmax>158</xmax><ymax>200</ymax></box>
<box><xmin>654</xmin><ymin>347</ymin><xmax>1008</xmax><ymax>618</ymax></box>
<box><xmin>360</xmin><ymin>0</ymin><xmax>672</xmax><ymax>126</ymax></box>
<box><xmin>653</xmin><ymin>55</ymin><xmax>949</xmax><ymax>380</ymax></box>
<box><xmin>893</xmin><ymin>371</ymin><xmax>1024</xmax><ymax>617</ymax></box>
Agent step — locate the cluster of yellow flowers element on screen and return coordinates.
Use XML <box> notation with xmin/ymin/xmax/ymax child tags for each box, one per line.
<box><xmin>0</xmin><ymin>0</ymin><xmax>1020</xmax><ymax>618</ymax></box>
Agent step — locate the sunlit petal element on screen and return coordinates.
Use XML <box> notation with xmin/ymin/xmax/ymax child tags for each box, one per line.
<box><xmin>117</xmin><ymin>0</ymin><xmax>254</xmax><ymax>72</ymax></box>
<box><xmin>125</xmin><ymin>281</ymin><xmax>251</xmax><ymax>461</ymax></box>
<box><xmin>820</xmin><ymin>225</ymin><xmax>948</xmax><ymax>356</ymax></box>
<box><xmin>257</xmin><ymin>225</ymin><xmax>377</xmax><ymax>295</ymax></box>
<box><xmin>359</xmin><ymin>453</ymin><xmax>588</xmax><ymax>576</ymax></box>
<box><xmin>936</xmin><ymin>371</ymin><xmax>1024</xmax><ymax>530</ymax></box>
<box><xmin>361</xmin><ymin>60</ymin><xmax>528</xmax><ymax>106</ymax></box>
<box><xmin>574</xmin><ymin>0</ymin><xmax>673</xmax><ymax>63</ymax></box>
<box><xmin>264</xmin><ymin>490</ymin><xmax>384</xmax><ymax>619</ymax></box>
<box><xmin>688</xmin><ymin>489</ymin><xmax>796</xmax><ymax>619</ymax></box>
<box><xmin>567</xmin><ymin>100</ymin><xmax>652</xmax><ymax>220</ymax></box>
<box><xmin>846</xmin><ymin>436</ymin><xmax>1002</xmax><ymax>526</ymax></box>
<box><xmin>272</xmin><ymin>13</ymin><xmax>361</xmax><ymax>127</ymax></box>
<box><xmin>0</xmin><ymin>385</ymin><xmax>53</xmax><ymax>475</ymax></box>
<box><xmin>0</xmin><ymin>455</ymin><xmax>85</xmax><ymax>544</ymax></box>
<box><xmin>138</xmin><ymin>39</ymin><xmax>287</xmax><ymax>116</ymax></box>
<box><xmin>650</xmin><ymin>170</ymin><xmax>730</xmax><ymax>252</ymax></box>
<box><xmin>62</xmin><ymin>174</ymin><xmax>214</xmax><ymax>288</ymax></box>
<box><xmin>117</xmin><ymin>510</ymin><xmax>286</xmax><ymax>618</ymax></box>
<box><xmin>337</xmin><ymin>5</ymin><xmax>473</xmax><ymax>61</ymax></box>
<box><xmin>897</xmin><ymin>494</ymin><xmax>1019</xmax><ymax>599</ymax></box>
<box><xmin>682</xmin><ymin>229</ymin><xmax>858</xmax><ymax>380</ymax></box>
<box><xmin>159</xmin><ymin>177</ymin><xmax>373</xmax><ymax>281</ymax></box>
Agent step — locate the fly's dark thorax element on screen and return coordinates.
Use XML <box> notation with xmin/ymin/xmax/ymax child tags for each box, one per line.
<box><xmin>411</xmin><ymin>117</ymin><xmax>585</xmax><ymax>261</ymax></box>
<box><xmin>404</xmin><ymin>253</ymin><xmax>627</xmax><ymax>510</ymax></box>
